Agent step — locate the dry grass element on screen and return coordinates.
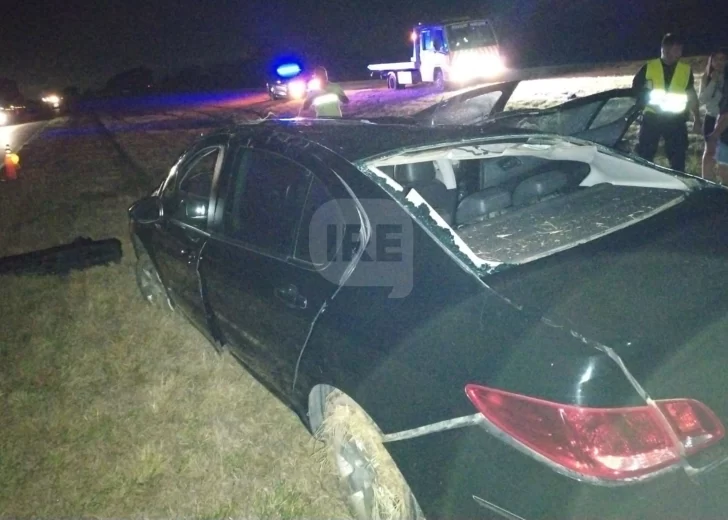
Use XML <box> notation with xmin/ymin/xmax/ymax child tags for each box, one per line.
<box><xmin>0</xmin><ymin>114</ymin><xmax>349</xmax><ymax>519</ymax></box>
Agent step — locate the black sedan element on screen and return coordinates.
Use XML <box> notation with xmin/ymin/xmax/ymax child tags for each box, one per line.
<box><xmin>129</xmin><ymin>117</ymin><xmax>728</xmax><ymax>520</ymax></box>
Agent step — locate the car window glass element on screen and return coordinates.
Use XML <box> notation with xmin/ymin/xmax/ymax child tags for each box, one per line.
<box><xmin>295</xmin><ymin>175</ymin><xmax>344</xmax><ymax>265</ymax></box>
<box><xmin>430</xmin><ymin>90</ymin><xmax>505</xmax><ymax>125</ymax></box>
<box><xmin>421</xmin><ymin>31</ymin><xmax>431</xmax><ymax>51</ymax></box>
<box><xmin>588</xmin><ymin>97</ymin><xmax>637</xmax><ymax>129</ymax></box>
<box><xmin>173</xmin><ymin>147</ymin><xmax>220</xmax><ymax>228</ymax></box>
<box><xmin>224</xmin><ymin>148</ymin><xmax>312</xmax><ymax>256</ymax></box>
<box><xmin>500</xmin><ymin>102</ymin><xmax>601</xmax><ymax>135</ymax></box>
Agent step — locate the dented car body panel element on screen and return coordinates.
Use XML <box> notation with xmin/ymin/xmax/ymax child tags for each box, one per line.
<box><xmin>129</xmin><ymin>119</ymin><xmax>728</xmax><ymax>520</ymax></box>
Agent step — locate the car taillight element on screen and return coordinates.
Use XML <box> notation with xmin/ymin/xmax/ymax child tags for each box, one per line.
<box><xmin>465</xmin><ymin>385</ymin><xmax>725</xmax><ymax>481</ymax></box>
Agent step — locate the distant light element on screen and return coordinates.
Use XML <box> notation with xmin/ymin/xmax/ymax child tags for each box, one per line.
<box><xmin>288</xmin><ymin>80</ymin><xmax>306</xmax><ymax>99</ymax></box>
<box><xmin>411</xmin><ymin>31</ymin><xmax>417</xmax><ymax>42</ymax></box>
<box><xmin>276</xmin><ymin>63</ymin><xmax>302</xmax><ymax>78</ymax></box>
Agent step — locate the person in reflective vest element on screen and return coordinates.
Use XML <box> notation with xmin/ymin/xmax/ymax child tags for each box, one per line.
<box><xmin>632</xmin><ymin>33</ymin><xmax>701</xmax><ymax>172</ymax></box>
<box><xmin>299</xmin><ymin>66</ymin><xmax>349</xmax><ymax>118</ymax></box>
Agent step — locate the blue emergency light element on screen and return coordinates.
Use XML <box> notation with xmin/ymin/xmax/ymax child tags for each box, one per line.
<box><xmin>276</xmin><ymin>63</ymin><xmax>302</xmax><ymax>78</ymax></box>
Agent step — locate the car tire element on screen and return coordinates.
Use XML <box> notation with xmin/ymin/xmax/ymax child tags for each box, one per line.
<box><xmin>135</xmin><ymin>252</ymin><xmax>173</xmax><ymax>312</ymax></box>
<box><xmin>320</xmin><ymin>390</ymin><xmax>424</xmax><ymax>520</ymax></box>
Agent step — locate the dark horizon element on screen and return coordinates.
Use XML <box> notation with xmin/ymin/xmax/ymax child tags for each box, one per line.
<box><xmin>1</xmin><ymin>0</ymin><xmax>725</xmax><ymax>98</ymax></box>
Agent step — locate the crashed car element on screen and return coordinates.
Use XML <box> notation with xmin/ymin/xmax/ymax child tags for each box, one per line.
<box><xmin>129</xmin><ymin>116</ymin><xmax>728</xmax><ymax>520</ymax></box>
<box><xmin>403</xmin><ymin>79</ymin><xmax>641</xmax><ymax>152</ymax></box>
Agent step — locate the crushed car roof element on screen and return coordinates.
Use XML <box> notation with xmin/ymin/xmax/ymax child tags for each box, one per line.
<box><xmin>228</xmin><ymin>118</ymin><xmax>506</xmax><ymax>162</ymax></box>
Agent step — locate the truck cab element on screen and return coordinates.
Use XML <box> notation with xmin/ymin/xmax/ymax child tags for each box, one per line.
<box><xmin>369</xmin><ymin>18</ymin><xmax>504</xmax><ymax>90</ymax></box>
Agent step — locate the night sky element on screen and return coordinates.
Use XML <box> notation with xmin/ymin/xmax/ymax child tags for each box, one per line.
<box><xmin>1</xmin><ymin>0</ymin><xmax>725</xmax><ymax>97</ymax></box>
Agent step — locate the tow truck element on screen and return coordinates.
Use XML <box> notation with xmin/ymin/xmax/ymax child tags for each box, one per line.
<box><xmin>368</xmin><ymin>18</ymin><xmax>505</xmax><ymax>91</ymax></box>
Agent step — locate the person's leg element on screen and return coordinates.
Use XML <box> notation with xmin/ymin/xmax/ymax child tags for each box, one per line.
<box><xmin>635</xmin><ymin>113</ymin><xmax>660</xmax><ymax>163</ymax></box>
<box><xmin>664</xmin><ymin>119</ymin><xmax>688</xmax><ymax>172</ymax></box>
<box><xmin>716</xmin><ymin>142</ymin><xmax>728</xmax><ymax>184</ymax></box>
<box><xmin>702</xmin><ymin>115</ymin><xmax>717</xmax><ymax>179</ymax></box>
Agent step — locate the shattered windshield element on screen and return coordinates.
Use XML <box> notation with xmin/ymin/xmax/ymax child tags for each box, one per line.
<box><xmin>446</xmin><ymin>21</ymin><xmax>497</xmax><ymax>50</ymax></box>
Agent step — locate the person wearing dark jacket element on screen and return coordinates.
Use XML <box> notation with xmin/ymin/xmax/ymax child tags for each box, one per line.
<box><xmin>632</xmin><ymin>33</ymin><xmax>702</xmax><ymax>172</ymax></box>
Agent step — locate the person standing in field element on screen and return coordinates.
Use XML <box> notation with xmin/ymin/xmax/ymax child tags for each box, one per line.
<box><xmin>707</xmin><ymin>57</ymin><xmax>728</xmax><ymax>184</ymax></box>
<box><xmin>632</xmin><ymin>33</ymin><xmax>702</xmax><ymax>172</ymax></box>
<box><xmin>699</xmin><ymin>50</ymin><xmax>726</xmax><ymax>180</ymax></box>
<box><xmin>299</xmin><ymin>66</ymin><xmax>349</xmax><ymax>118</ymax></box>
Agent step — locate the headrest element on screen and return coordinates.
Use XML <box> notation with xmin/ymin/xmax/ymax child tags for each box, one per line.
<box><xmin>392</xmin><ymin>162</ymin><xmax>437</xmax><ymax>185</ymax></box>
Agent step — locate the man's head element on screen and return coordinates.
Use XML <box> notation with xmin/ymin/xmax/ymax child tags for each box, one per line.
<box><xmin>313</xmin><ymin>66</ymin><xmax>329</xmax><ymax>84</ymax></box>
<box><xmin>660</xmin><ymin>33</ymin><xmax>684</xmax><ymax>65</ymax></box>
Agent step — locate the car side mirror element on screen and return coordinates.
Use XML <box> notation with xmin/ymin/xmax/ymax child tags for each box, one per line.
<box><xmin>184</xmin><ymin>199</ymin><xmax>208</xmax><ymax>220</ymax></box>
<box><xmin>129</xmin><ymin>195</ymin><xmax>162</xmax><ymax>224</ymax></box>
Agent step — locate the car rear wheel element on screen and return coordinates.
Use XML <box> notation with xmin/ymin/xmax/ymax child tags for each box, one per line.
<box><xmin>135</xmin><ymin>252</ymin><xmax>173</xmax><ymax>311</ymax></box>
<box><xmin>320</xmin><ymin>390</ymin><xmax>424</xmax><ymax>520</ymax></box>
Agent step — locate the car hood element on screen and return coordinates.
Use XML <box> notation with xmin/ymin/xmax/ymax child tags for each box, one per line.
<box><xmin>485</xmin><ymin>187</ymin><xmax>728</xmax><ymax>428</ymax></box>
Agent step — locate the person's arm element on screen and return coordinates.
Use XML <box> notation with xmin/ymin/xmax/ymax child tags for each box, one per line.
<box><xmin>632</xmin><ymin>65</ymin><xmax>648</xmax><ymax>106</ymax></box>
<box><xmin>698</xmin><ymin>73</ymin><xmax>716</xmax><ymax>105</ymax></box>
<box><xmin>708</xmin><ymin>85</ymin><xmax>728</xmax><ymax>144</ymax></box>
<box><xmin>687</xmin><ymin>73</ymin><xmax>701</xmax><ymax>126</ymax></box>
<box><xmin>299</xmin><ymin>92</ymin><xmax>314</xmax><ymax>115</ymax></box>
<box><xmin>335</xmin><ymin>84</ymin><xmax>349</xmax><ymax>104</ymax></box>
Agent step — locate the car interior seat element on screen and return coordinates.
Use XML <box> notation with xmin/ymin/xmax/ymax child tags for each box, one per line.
<box><xmin>512</xmin><ymin>170</ymin><xmax>570</xmax><ymax>207</ymax></box>
<box><xmin>380</xmin><ymin>163</ymin><xmax>458</xmax><ymax>225</ymax></box>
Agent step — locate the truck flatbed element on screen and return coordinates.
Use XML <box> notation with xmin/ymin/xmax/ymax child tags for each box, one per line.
<box><xmin>368</xmin><ymin>62</ymin><xmax>418</xmax><ymax>72</ymax></box>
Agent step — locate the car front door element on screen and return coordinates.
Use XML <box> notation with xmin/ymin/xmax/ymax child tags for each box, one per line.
<box><xmin>200</xmin><ymin>140</ymin><xmax>353</xmax><ymax>397</ymax></box>
<box><xmin>151</xmin><ymin>139</ymin><xmax>226</xmax><ymax>335</ymax></box>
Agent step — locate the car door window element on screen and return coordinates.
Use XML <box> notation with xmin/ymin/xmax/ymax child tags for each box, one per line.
<box><xmin>588</xmin><ymin>96</ymin><xmax>637</xmax><ymax>129</ymax></box>
<box><xmin>429</xmin><ymin>90</ymin><xmax>506</xmax><ymax>126</ymax></box>
<box><xmin>171</xmin><ymin>146</ymin><xmax>221</xmax><ymax>229</ymax></box>
<box><xmin>504</xmin><ymin>102</ymin><xmax>601</xmax><ymax>135</ymax></box>
<box><xmin>295</xmin><ymin>175</ymin><xmax>344</xmax><ymax>265</ymax></box>
<box><xmin>224</xmin><ymin>148</ymin><xmax>312</xmax><ymax>256</ymax></box>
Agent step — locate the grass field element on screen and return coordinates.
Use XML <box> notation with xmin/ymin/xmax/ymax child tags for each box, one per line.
<box><xmin>0</xmin><ymin>61</ymin><xmax>713</xmax><ymax>518</ymax></box>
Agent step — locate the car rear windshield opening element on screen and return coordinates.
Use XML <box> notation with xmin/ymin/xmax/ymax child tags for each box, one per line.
<box><xmin>366</xmin><ymin>141</ymin><xmax>690</xmax><ymax>266</ymax></box>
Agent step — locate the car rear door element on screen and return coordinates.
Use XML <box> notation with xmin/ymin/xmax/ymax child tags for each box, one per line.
<box><xmin>200</xmin><ymin>137</ymin><xmax>356</xmax><ymax>397</ymax></box>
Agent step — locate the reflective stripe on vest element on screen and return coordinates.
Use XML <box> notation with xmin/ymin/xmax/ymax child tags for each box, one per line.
<box><xmin>313</xmin><ymin>93</ymin><xmax>342</xmax><ymax>117</ymax></box>
<box><xmin>644</xmin><ymin>59</ymin><xmax>690</xmax><ymax>114</ymax></box>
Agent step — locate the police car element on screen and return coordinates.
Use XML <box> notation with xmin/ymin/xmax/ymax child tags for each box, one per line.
<box><xmin>265</xmin><ymin>63</ymin><xmax>318</xmax><ymax>101</ymax></box>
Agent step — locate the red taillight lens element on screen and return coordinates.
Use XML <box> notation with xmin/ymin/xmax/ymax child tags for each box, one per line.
<box><xmin>465</xmin><ymin>385</ymin><xmax>725</xmax><ymax>481</ymax></box>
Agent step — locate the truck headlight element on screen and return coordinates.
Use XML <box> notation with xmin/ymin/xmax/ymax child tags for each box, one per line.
<box><xmin>0</xmin><ymin>112</ymin><xmax>8</xmax><ymax>125</ymax></box>
<box><xmin>451</xmin><ymin>54</ymin><xmax>505</xmax><ymax>83</ymax></box>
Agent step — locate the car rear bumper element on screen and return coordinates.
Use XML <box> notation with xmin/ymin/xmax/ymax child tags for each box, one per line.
<box><xmin>387</xmin><ymin>421</ymin><xmax>728</xmax><ymax>519</ymax></box>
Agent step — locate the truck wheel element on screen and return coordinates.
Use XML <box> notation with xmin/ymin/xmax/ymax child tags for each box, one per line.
<box><xmin>433</xmin><ymin>69</ymin><xmax>445</xmax><ymax>91</ymax></box>
<box><xmin>387</xmin><ymin>72</ymin><xmax>399</xmax><ymax>90</ymax></box>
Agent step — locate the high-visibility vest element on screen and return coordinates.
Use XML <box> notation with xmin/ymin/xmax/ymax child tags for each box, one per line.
<box><xmin>311</xmin><ymin>84</ymin><xmax>344</xmax><ymax>117</ymax></box>
<box><xmin>644</xmin><ymin>59</ymin><xmax>691</xmax><ymax>114</ymax></box>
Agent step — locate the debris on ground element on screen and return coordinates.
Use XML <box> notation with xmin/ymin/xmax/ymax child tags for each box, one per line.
<box><xmin>0</xmin><ymin>236</ymin><xmax>122</xmax><ymax>276</ymax></box>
